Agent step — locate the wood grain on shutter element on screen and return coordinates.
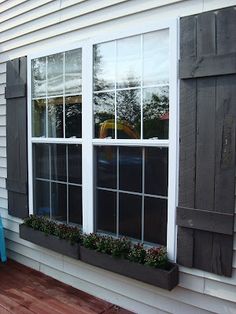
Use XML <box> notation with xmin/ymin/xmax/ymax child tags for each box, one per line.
<box><xmin>177</xmin><ymin>6</ymin><xmax>236</xmax><ymax>277</ymax></box>
<box><xmin>6</xmin><ymin>56</ymin><xmax>28</xmax><ymax>218</ymax></box>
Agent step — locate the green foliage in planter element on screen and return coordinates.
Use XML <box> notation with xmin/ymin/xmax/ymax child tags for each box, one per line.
<box><xmin>82</xmin><ymin>233</ymin><xmax>100</xmax><ymax>249</ymax></box>
<box><xmin>82</xmin><ymin>234</ymin><xmax>131</xmax><ymax>258</ymax></box>
<box><xmin>144</xmin><ymin>247</ymin><xmax>168</xmax><ymax>269</ymax></box>
<box><xmin>23</xmin><ymin>215</ymin><xmax>82</xmax><ymax>245</ymax></box>
<box><xmin>110</xmin><ymin>237</ymin><xmax>131</xmax><ymax>258</ymax></box>
<box><xmin>82</xmin><ymin>233</ymin><xmax>168</xmax><ymax>269</ymax></box>
<box><xmin>127</xmin><ymin>243</ymin><xmax>146</xmax><ymax>264</ymax></box>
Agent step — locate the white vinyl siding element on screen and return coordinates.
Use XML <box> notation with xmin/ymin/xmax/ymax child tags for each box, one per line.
<box><xmin>1</xmin><ymin>1</ymin><xmax>236</xmax><ymax>313</ymax></box>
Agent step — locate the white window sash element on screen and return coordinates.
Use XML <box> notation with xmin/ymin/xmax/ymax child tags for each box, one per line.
<box><xmin>27</xmin><ymin>18</ymin><xmax>178</xmax><ymax>262</ymax></box>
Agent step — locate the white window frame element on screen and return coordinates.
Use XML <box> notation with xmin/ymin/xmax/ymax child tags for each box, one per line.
<box><xmin>27</xmin><ymin>19</ymin><xmax>178</xmax><ymax>261</ymax></box>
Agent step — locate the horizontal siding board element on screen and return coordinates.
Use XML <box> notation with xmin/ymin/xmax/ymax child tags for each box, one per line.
<box><xmin>0</xmin><ymin>0</ymin><xmax>198</xmax><ymax>57</ymax></box>
<box><xmin>0</xmin><ymin>115</ymin><xmax>6</xmax><ymax>126</ymax></box>
<box><xmin>0</xmin><ymin>0</ymin><xmax>27</xmax><ymax>13</ymax></box>
<box><xmin>0</xmin><ymin>1</ymin><xmax>60</xmax><ymax>32</ymax></box>
<box><xmin>203</xmin><ymin>0</ymin><xmax>236</xmax><ymax>11</ymax></box>
<box><xmin>0</xmin><ymin>147</ymin><xmax>6</xmax><ymax>157</ymax></box>
<box><xmin>0</xmin><ymin>107</ymin><xmax>6</xmax><ymax>116</ymax></box>
<box><xmin>0</xmin><ymin>64</ymin><xmax>6</xmax><ymax>74</ymax></box>
<box><xmin>0</xmin><ymin>178</ymin><xmax>6</xmax><ymax>188</ymax></box>
<box><xmin>0</xmin><ymin>126</ymin><xmax>6</xmax><ymax>136</ymax></box>
<box><xmin>0</xmin><ymin>74</ymin><xmax>6</xmax><ymax>84</ymax></box>
<box><xmin>0</xmin><ymin>167</ymin><xmax>7</xmax><ymax>178</ymax></box>
<box><xmin>0</xmin><ymin>0</ymin><xmax>128</xmax><ymax>38</ymax></box>
<box><xmin>0</xmin><ymin>84</ymin><xmax>5</xmax><ymax>95</ymax></box>
<box><xmin>204</xmin><ymin>279</ymin><xmax>236</xmax><ymax>303</ymax></box>
<box><xmin>0</xmin><ymin>137</ymin><xmax>6</xmax><ymax>147</ymax></box>
<box><xmin>0</xmin><ymin>0</ymin><xmax>54</xmax><ymax>23</ymax></box>
<box><xmin>0</xmin><ymin>187</ymin><xmax>7</xmax><ymax>198</ymax></box>
<box><xmin>7</xmin><ymin>249</ymin><xmax>40</xmax><ymax>271</ymax></box>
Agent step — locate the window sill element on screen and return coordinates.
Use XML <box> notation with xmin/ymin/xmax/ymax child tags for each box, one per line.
<box><xmin>19</xmin><ymin>224</ymin><xmax>179</xmax><ymax>291</ymax></box>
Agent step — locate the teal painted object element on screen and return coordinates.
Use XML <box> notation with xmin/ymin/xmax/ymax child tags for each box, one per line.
<box><xmin>0</xmin><ymin>215</ymin><xmax>7</xmax><ymax>262</ymax></box>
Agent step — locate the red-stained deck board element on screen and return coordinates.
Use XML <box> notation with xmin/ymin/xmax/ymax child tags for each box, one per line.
<box><xmin>0</xmin><ymin>260</ymin><xmax>134</xmax><ymax>314</ymax></box>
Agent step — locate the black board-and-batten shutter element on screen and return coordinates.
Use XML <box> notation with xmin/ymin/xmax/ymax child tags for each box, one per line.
<box><xmin>5</xmin><ymin>56</ymin><xmax>28</xmax><ymax>218</ymax></box>
<box><xmin>177</xmin><ymin>7</ymin><xmax>236</xmax><ymax>277</ymax></box>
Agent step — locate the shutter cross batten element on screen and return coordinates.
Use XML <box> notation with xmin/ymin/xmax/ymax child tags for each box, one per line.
<box><xmin>177</xmin><ymin>6</ymin><xmax>236</xmax><ymax>277</ymax></box>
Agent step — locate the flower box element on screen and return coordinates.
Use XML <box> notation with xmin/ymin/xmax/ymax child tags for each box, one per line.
<box><xmin>80</xmin><ymin>246</ymin><xmax>178</xmax><ymax>290</ymax></box>
<box><xmin>19</xmin><ymin>224</ymin><xmax>80</xmax><ymax>259</ymax></box>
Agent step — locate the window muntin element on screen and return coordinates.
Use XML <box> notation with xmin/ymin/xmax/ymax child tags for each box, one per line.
<box><xmin>93</xmin><ymin>29</ymin><xmax>169</xmax><ymax>140</ymax></box>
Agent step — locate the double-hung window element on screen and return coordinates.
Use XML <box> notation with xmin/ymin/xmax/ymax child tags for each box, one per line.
<box><xmin>28</xmin><ymin>20</ymin><xmax>178</xmax><ymax>260</ymax></box>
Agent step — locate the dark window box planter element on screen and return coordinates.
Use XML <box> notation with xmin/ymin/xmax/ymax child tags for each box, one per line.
<box><xmin>80</xmin><ymin>246</ymin><xmax>179</xmax><ymax>290</ymax></box>
<box><xmin>19</xmin><ymin>224</ymin><xmax>80</xmax><ymax>259</ymax></box>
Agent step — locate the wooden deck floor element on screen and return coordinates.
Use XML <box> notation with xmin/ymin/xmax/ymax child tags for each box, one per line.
<box><xmin>0</xmin><ymin>260</ymin><xmax>133</xmax><ymax>314</ymax></box>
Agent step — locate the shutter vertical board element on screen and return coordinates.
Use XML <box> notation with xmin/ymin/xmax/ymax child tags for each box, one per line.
<box><xmin>6</xmin><ymin>56</ymin><xmax>28</xmax><ymax>218</ymax></box>
<box><xmin>196</xmin><ymin>12</ymin><xmax>216</xmax><ymax>57</ymax></box>
<box><xmin>177</xmin><ymin>6</ymin><xmax>236</xmax><ymax>277</ymax></box>
<box><xmin>215</xmin><ymin>75</ymin><xmax>236</xmax><ymax>212</ymax></box>
<box><xmin>180</xmin><ymin>15</ymin><xmax>197</xmax><ymax>59</ymax></box>
<box><xmin>217</xmin><ymin>7</ymin><xmax>236</xmax><ymax>54</ymax></box>
<box><xmin>195</xmin><ymin>77</ymin><xmax>216</xmax><ymax>210</ymax></box>
<box><xmin>178</xmin><ymin>79</ymin><xmax>197</xmax><ymax>207</ymax></box>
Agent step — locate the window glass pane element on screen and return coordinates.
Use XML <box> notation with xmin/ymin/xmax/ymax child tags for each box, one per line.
<box><xmin>51</xmin><ymin>144</ymin><xmax>66</xmax><ymax>182</ymax></box>
<box><xmin>34</xmin><ymin>180</ymin><xmax>50</xmax><ymax>216</ymax></box>
<box><xmin>144</xmin><ymin>197</ymin><xmax>167</xmax><ymax>245</ymax></box>
<box><xmin>143</xmin><ymin>86</ymin><xmax>169</xmax><ymax>139</ymax></box>
<box><xmin>51</xmin><ymin>182</ymin><xmax>67</xmax><ymax>222</ymax></box>
<box><xmin>116</xmin><ymin>36</ymin><xmax>141</xmax><ymax>88</ymax></box>
<box><xmin>97</xmin><ymin>146</ymin><xmax>117</xmax><ymax>189</ymax></box>
<box><xmin>47</xmin><ymin>53</ymin><xmax>63</xmax><ymax>96</ymax></box>
<box><xmin>94</xmin><ymin>42</ymin><xmax>115</xmax><ymax>91</ymax></box>
<box><xmin>119</xmin><ymin>147</ymin><xmax>142</xmax><ymax>193</ymax></box>
<box><xmin>97</xmin><ymin>190</ymin><xmax>116</xmax><ymax>234</ymax></box>
<box><xmin>117</xmin><ymin>89</ymin><xmax>141</xmax><ymax>139</ymax></box>
<box><xmin>143</xmin><ymin>29</ymin><xmax>169</xmax><ymax>86</ymax></box>
<box><xmin>32</xmin><ymin>99</ymin><xmax>46</xmax><ymax>137</ymax></box>
<box><xmin>68</xmin><ymin>144</ymin><xmax>82</xmax><ymax>184</ymax></box>
<box><xmin>94</xmin><ymin>92</ymin><xmax>115</xmax><ymax>138</ymax></box>
<box><xmin>65</xmin><ymin>95</ymin><xmax>82</xmax><ymax>138</ymax></box>
<box><xmin>32</xmin><ymin>57</ymin><xmax>46</xmax><ymax>98</ymax></box>
<box><xmin>33</xmin><ymin>144</ymin><xmax>49</xmax><ymax>179</ymax></box>
<box><xmin>145</xmin><ymin>147</ymin><xmax>168</xmax><ymax>196</ymax></box>
<box><xmin>48</xmin><ymin>97</ymin><xmax>63</xmax><ymax>138</ymax></box>
<box><xmin>65</xmin><ymin>48</ymin><xmax>82</xmax><ymax>94</ymax></box>
<box><xmin>119</xmin><ymin>193</ymin><xmax>142</xmax><ymax>240</ymax></box>
<box><xmin>69</xmin><ymin>185</ymin><xmax>82</xmax><ymax>224</ymax></box>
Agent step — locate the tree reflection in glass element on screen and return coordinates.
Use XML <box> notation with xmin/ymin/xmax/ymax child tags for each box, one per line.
<box><xmin>143</xmin><ymin>29</ymin><xmax>169</xmax><ymax>86</ymax></box>
<box><xmin>94</xmin><ymin>92</ymin><xmax>115</xmax><ymax>138</ymax></box>
<box><xmin>47</xmin><ymin>53</ymin><xmax>63</xmax><ymax>96</ymax></box>
<box><xmin>32</xmin><ymin>99</ymin><xmax>46</xmax><ymax>137</ymax></box>
<box><xmin>65</xmin><ymin>49</ymin><xmax>82</xmax><ymax>94</ymax></box>
<box><xmin>93</xmin><ymin>42</ymin><xmax>115</xmax><ymax>91</ymax></box>
<box><xmin>116</xmin><ymin>35</ymin><xmax>141</xmax><ymax>88</ymax></box>
<box><xmin>32</xmin><ymin>57</ymin><xmax>46</xmax><ymax>98</ymax></box>
<box><xmin>65</xmin><ymin>96</ymin><xmax>82</xmax><ymax>138</ymax></box>
<box><xmin>117</xmin><ymin>89</ymin><xmax>141</xmax><ymax>139</ymax></box>
<box><xmin>143</xmin><ymin>86</ymin><xmax>169</xmax><ymax>139</ymax></box>
<box><xmin>48</xmin><ymin>97</ymin><xmax>63</xmax><ymax>137</ymax></box>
